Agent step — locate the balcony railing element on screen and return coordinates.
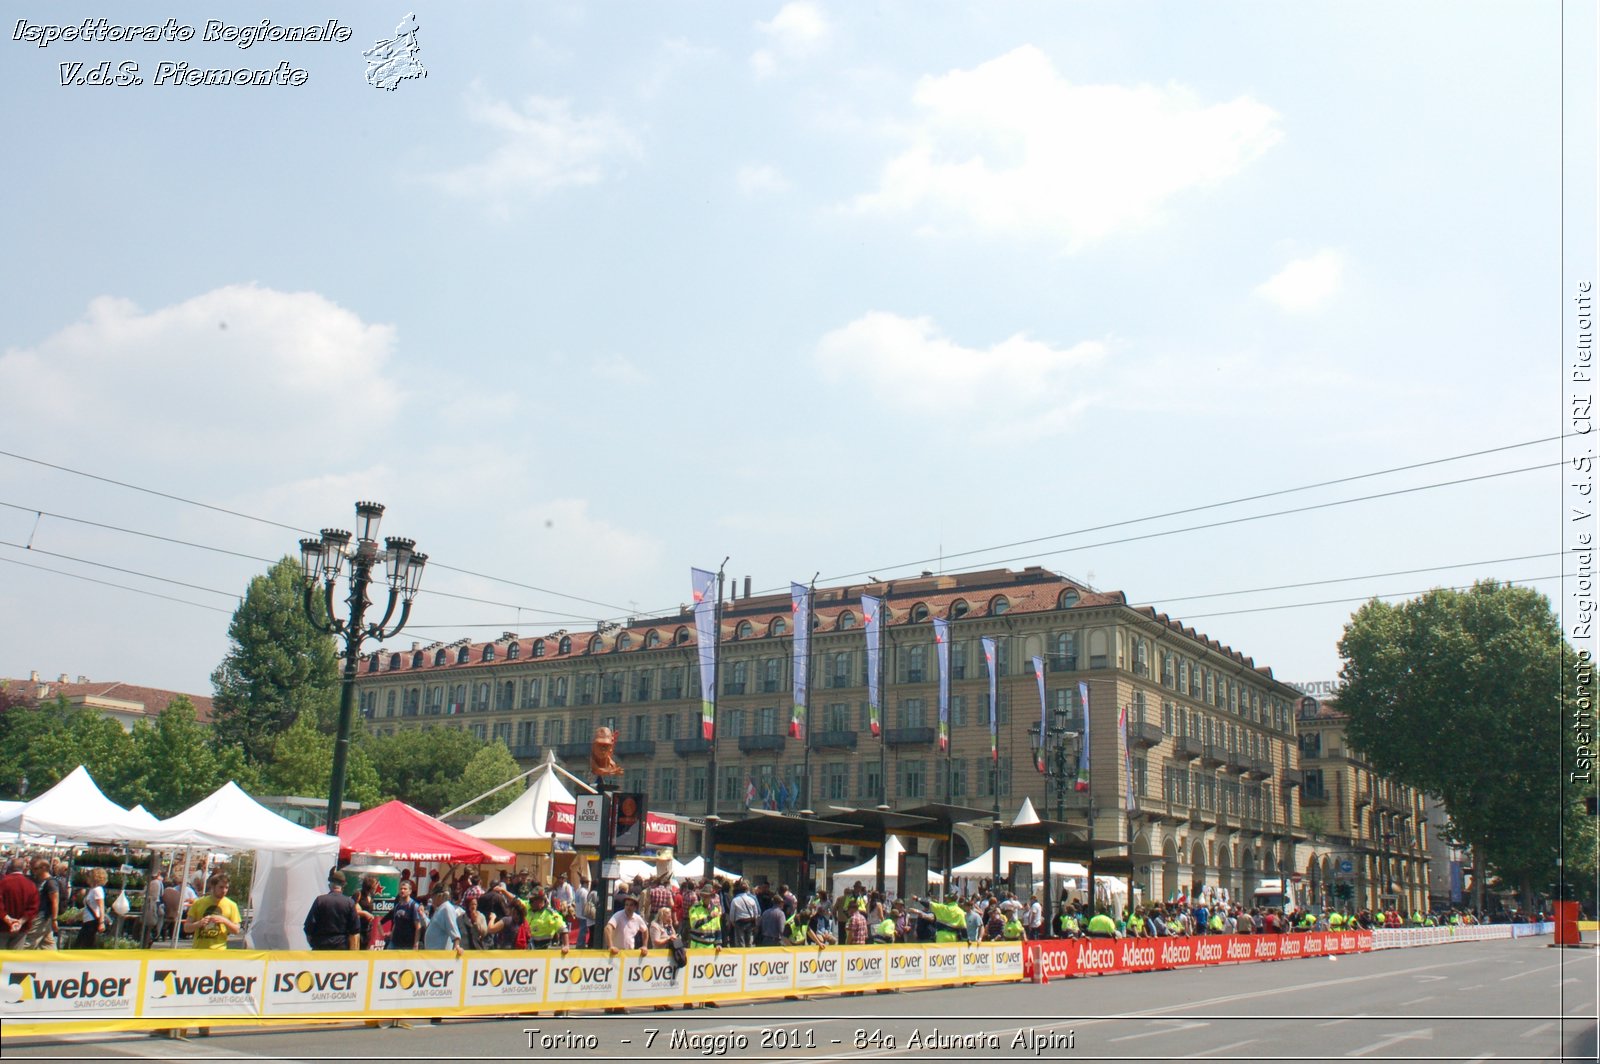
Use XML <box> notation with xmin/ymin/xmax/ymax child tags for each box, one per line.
<box><xmin>1200</xmin><ymin>744</ymin><xmax>1225</xmax><ymax>768</ymax></box>
<box><xmin>509</xmin><ymin>744</ymin><xmax>541</xmax><ymax>760</ymax></box>
<box><xmin>555</xmin><ymin>741</ymin><xmax>592</xmax><ymax>761</ymax></box>
<box><xmin>1130</xmin><ymin>721</ymin><xmax>1164</xmax><ymax>748</ymax></box>
<box><xmin>614</xmin><ymin>739</ymin><xmax>657</xmax><ymax>757</ymax></box>
<box><xmin>809</xmin><ymin>730</ymin><xmax>858</xmax><ymax>750</ymax></box>
<box><xmin>738</xmin><ymin>734</ymin><xmax>786</xmax><ymax>754</ymax></box>
<box><xmin>1223</xmin><ymin>750</ymin><xmax>1248</xmax><ymax>775</ymax></box>
<box><xmin>1243</xmin><ymin>756</ymin><xmax>1273</xmax><ymax>779</ymax></box>
<box><xmin>885</xmin><ymin>726</ymin><xmax>937</xmax><ymax>747</ymax></box>
<box><xmin>674</xmin><ymin>737</ymin><xmax>713</xmax><ymax>756</ymax></box>
<box><xmin>1174</xmin><ymin>736</ymin><xmax>1203</xmax><ymax>760</ymax></box>
<box><xmin>1281</xmin><ymin>767</ymin><xmax>1305</xmax><ymax>788</ymax></box>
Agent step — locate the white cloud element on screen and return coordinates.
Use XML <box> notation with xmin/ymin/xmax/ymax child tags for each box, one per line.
<box><xmin>736</xmin><ymin>162</ymin><xmax>792</xmax><ymax>196</ymax></box>
<box><xmin>1255</xmin><ymin>250</ymin><xmax>1346</xmax><ymax>312</ymax></box>
<box><xmin>815</xmin><ymin>311</ymin><xmax>1106</xmax><ymax>433</ymax></box>
<box><xmin>0</xmin><ymin>285</ymin><xmax>402</xmax><ymax>470</ymax></box>
<box><xmin>850</xmin><ymin>46</ymin><xmax>1283</xmax><ymax>250</ymax></box>
<box><xmin>751</xmin><ymin>1</ymin><xmax>831</xmax><ymax>78</ymax></box>
<box><xmin>592</xmin><ymin>355</ymin><xmax>648</xmax><ymax>387</ymax></box>
<box><xmin>433</xmin><ymin>85</ymin><xmax>641</xmax><ymax>205</ymax></box>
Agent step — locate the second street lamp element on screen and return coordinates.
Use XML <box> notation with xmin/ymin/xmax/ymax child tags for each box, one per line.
<box><xmin>298</xmin><ymin>501</ymin><xmax>426</xmax><ymax>836</ymax></box>
<box><xmin>1031</xmin><ymin>702</ymin><xmax>1082</xmax><ymax>934</ymax></box>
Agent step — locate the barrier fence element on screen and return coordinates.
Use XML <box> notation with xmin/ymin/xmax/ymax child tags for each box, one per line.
<box><xmin>1369</xmin><ymin>922</ymin><xmax>1554</xmax><ymax>949</ymax></box>
<box><xmin>1023</xmin><ymin>931</ymin><xmax>1372</xmax><ymax>981</ymax></box>
<box><xmin>0</xmin><ymin>942</ymin><xmax>1025</xmax><ymax>1036</ymax></box>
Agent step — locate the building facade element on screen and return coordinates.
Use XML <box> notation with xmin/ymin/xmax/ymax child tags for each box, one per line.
<box><xmin>1294</xmin><ymin>696</ymin><xmax>1432</xmax><ymax>913</ymax></box>
<box><xmin>353</xmin><ymin>566</ymin><xmax>1325</xmax><ymax>904</ymax></box>
<box><xmin>1</xmin><ymin>671</ymin><xmax>214</xmax><ymax>731</ymax></box>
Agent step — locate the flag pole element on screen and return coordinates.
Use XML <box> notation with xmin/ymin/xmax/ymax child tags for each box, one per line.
<box><xmin>801</xmin><ymin>573</ymin><xmax>818</xmax><ymax>813</ymax></box>
<box><xmin>703</xmin><ymin>559</ymin><xmax>728</xmax><ymax>871</ymax></box>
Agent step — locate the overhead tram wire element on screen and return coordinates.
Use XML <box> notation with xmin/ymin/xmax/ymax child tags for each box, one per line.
<box><xmin>0</xmin><ymin>555</ymin><xmax>233</xmax><ymax>614</ymax></box>
<box><xmin>0</xmin><ymin>500</ymin><xmax>609</xmax><ymax>623</ymax></box>
<box><xmin>0</xmin><ymin>539</ymin><xmax>242</xmax><ymax>599</ymax></box>
<box><xmin>1176</xmin><ymin>572</ymin><xmax>1572</xmax><ymax>623</ymax></box>
<box><xmin>0</xmin><ymin>448</ymin><xmax>637</xmax><ymax>614</ymax></box>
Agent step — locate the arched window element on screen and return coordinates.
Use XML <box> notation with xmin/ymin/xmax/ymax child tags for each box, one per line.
<box><xmin>367</xmin><ymin>654</ymin><xmax>380</xmax><ymax>673</ymax></box>
<box><xmin>989</xmin><ymin>596</ymin><xmax>1009</xmax><ymax>616</ymax></box>
<box><xmin>674</xmin><ymin>627</ymin><xmax>690</xmax><ymax>645</ymax></box>
<box><xmin>838</xmin><ymin>610</ymin><xmax>857</xmax><ymax>631</ymax></box>
<box><xmin>950</xmin><ymin>599</ymin><xmax>969</xmax><ymax>619</ymax></box>
<box><xmin>507</xmin><ymin>642</ymin><xmax>520</xmax><ymax>660</ymax></box>
<box><xmin>389</xmin><ymin>653</ymin><xmax>402</xmax><ymax>670</ymax></box>
<box><xmin>435</xmin><ymin>649</ymin><xmax>448</xmax><ymax>667</ymax></box>
<box><xmin>736</xmin><ymin>621</ymin><xmax>753</xmax><ymax>639</ymax></box>
<box><xmin>412</xmin><ymin>650</ymin><xmax>425</xmax><ymax>668</ymax></box>
<box><xmin>559</xmin><ymin>636</ymin><xmax>573</xmax><ymax>655</ymax></box>
<box><xmin>532</xmin><ymin>639</ymin><xmax>545</xmax><ymax>658</ymax></box>
<box><xmin>771</xmin><ymin>616</ymin><xmax>788</xmax><ymax>637</ymax></box>
<box><xmin>1057</xmin><ymin>589</ymin><xmax>1080</xmax><ymax>609</ymax></box>
<box><xmin>645</xmin><ymin>630</ymin><xmax>660</xmax><ymax>648</ymax></box>
<box><xmin>910</xmin><ymin>603</ymin><xmax>929</xmax><ymax>623</ymax></box>
<box><xmin>618</xmin><ymin>632</ymin><xmax>632</xmax><ymax>651</ymax></box>
<box><xmin>588</xmin><ymin>635</ymin><xmax>603</xmax><ymax>654</ymax></box>
<box><xmin>457</xmin><ymin>646</ymin><xmax>470</xmax><ymax>664</ymax></box>
<box><xmin>482</xmin><ymin>645</ymin><xmax>495</xmax><ymax>662</ymax></box>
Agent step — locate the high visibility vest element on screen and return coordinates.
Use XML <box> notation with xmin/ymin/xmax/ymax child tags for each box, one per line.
<box><xmin>1329</xmin><ymin>912</ymin><xmax>1343</xmax><ymax>929</ymax></box>
<box><xmin>1208</xmin><ymin>914</ymin><xmax>1224</xmax><ymax>932</ymax></box>
<box><xmin>1087</xmin><ymin>913</ymin><xmax>1116</xmax><ymax>935</ymax></box>
<box><xmin>1002</xmin><ymin>918</ymin><xmax>1023</xmax><ymax>940</ymax></box>
<box><xmin>932</xmin><ymin>902</ymin><xmax>964</xmax><ymax>943</ymax></box>
<box><xmin>1060</xmin><ymin>913</ymin><xmax>1079</xmax><ymax>933</ymax></box>
<box><xmin>786</xmin><ymin>916</ymin><xmax>807</xmax><ymax>945</ymax></box>
<box><xmin>874</xmin><ymin>918</ymin><xmax>896</xmax><ymax>941</ymax></box>
<box><xmin>688</xmin><ymin>903</ymin><xmax>721</xmax><ymax>947</ymax></box>
<box><xmin>526</xmin><ymin>907</ymin><xmax>566</xmax><ymax>944</ymax></box>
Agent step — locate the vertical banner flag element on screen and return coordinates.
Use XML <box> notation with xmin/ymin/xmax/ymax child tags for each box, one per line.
<box><xmin>933</xmin><ymin>618</ymin><xmax>950</xmax><ymax>752</ymax></box>
<box><xmin>1075</xmin><ymin>681</ymin><xmax>1091</xmax><ymax>791</ymax></box>
<box><xmin>862</xmin><ymin>594</ymin><xmax>883</xmax><ymax>738</ymax></box>
<box><xmin>1032</xmin><ymin>656</ymin><xmax>1048</xmax><ymax>774</ymax></box>
<box><xmin>790</xmin><ymin>583</ymin><xmax>811</xmax><ymax>740</ymax></box>
<box><xmin>691</xmin><ymin>567</ymin><xmax>718</xmax><ymax>740</ymax></box>
<box><xmin>1119</xmin><ymin>703</ymin><xmax>1136</xmax><ymax>813</ymax></box>
<box><xmin>982</xmin><ymin>636</ymin><xmax>999</xmax><ymax>763</ymax></box>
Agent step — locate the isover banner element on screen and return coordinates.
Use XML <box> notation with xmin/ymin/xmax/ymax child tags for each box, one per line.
<box><xmin>684</xmin><ymin>953</ymin><xmax>742</xmax><ymax>998</ymax></box>
<box><xmin>460</xmin><ymin>954</ymin><xmax>549</xmax><ymax>1012</ymax></box>
<box><xmin>141</xmin><ymin>956</ymin><xmax>264</xmax><ymax>1020</ymax></box>
<box><xmin>370</xmin><ymin>954</ymin><xmax>462</xmax><ymax>1013</ymax></box>
<box><xmin>841</xmin><ymin>947</ymin><xmax>887</xmax><ymax>987</ymax></box>
<box><xmin>886</xmin><ymin>946</ymin><xmax>925</xmax><ymax>985</ymax></box>
<box><xmin>795</xmin><ymin>951</ymin><xmax>841</xmax><ymax>991</ymax></box>
<box><xmin>924</xmin><ymin>945</ymin><xmax>963</xmax><ymax>983</ymax></box>
<box><xmin>960</xmin><ymin>945</ymin><xmax>994</xmax><ymax>979</ymax></box>
<box><xmin>545</xmin><ymin>955</ymin><xmax>619</xmax><ymax>1007</ymax></box>
<box><xmin>0</xmin><ymin>953</ymin><xmax>140</xmax><ymax>1022</ymax></box>
<box><xmin>619</xmin><ymin>955</ymin><xmax>686</xmax><ymax>1002</ymax></box>
<box><xmin>742</xmin><ymin>953</ymin><xmax>796</xmax><ymax>995</ymax></box>
<box><xmin>262</xmin><ymin>955</ymin><xmax>368</xmax><ymax>1017</ymax></box>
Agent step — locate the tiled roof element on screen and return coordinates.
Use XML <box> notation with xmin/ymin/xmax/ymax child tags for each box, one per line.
<box><xmin>0</xmin><ymin>677</ymin><xmax>215</xmax><ymax>723</ymax></box>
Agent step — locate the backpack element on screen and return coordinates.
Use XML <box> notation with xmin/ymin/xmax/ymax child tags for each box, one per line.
<box><xmin>514</xmin><ymin>920</ymin><xmax>530</xmax><ymax>950</ymax></box>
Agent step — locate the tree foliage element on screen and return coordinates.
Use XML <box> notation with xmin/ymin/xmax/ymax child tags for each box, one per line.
<box><xmin>364</xmin><ymin>727</ymin><xmax>484</xmax><ymax>815</ymax></box>
<box><xmin>210</xmin><ymin>557</ymin><xmax>339</xmax><ymax>763</ymax></box>
<box><xmin>1336</xmin><ymin>581</ymin><xmax>1587</xmax><ymax>904</ymax></box>
<box><xmin>0</xmin><ymin>696</ymin><xmax>136</xmax><ymax>801</ymax></box>
<box><xmin>445</xmin><ymin>741</ymin><xmax>523</xmax><ymax>817</ymax></box>
<box><xmin>262</xmin><ymin>712</ymin><xmax>381</xmax><ymax>812</ymax></box>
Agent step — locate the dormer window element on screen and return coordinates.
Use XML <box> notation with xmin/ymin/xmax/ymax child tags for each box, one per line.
<box><xmin>772</xmin><ymin>617</ymin><xmax>788</xmax><ymax>637</ymax></box>
<box><xmin>618</xmin><ymin>632</ymin><xmax>632</xmax><ymax>651</ymax></box>
<box><xmin>532</xmin><ymin>639</ymin><xmax>545</xmax><ymax>658</ymax></box>
<box><xmin>989</xmin><ymin>596</ymin><xmax>1009</xmax><ymax>616</ymax></box>
<box><xmin>910</xmin><ymin>603</ymin><xmax>929</xmax><ymax>623</ymax></box>
<box><xmin>1058</xmin><ymin>589</ymin><xmax>1080</xmax><ymax>609</ymax></box>
<box><xmin>674</xmin><ymin>627</ymin><xmax>690</xmax><ymax>645</ymax></box>
<box><xmin>838</xmin><ymin>610</ymin><xmax>857</xmax><ymax>630</ymax></box>
<box><xmin>457</xmin><ymin>646</ymin><xmax>470</xmax><ymax>665</ymax></box>
<box><xmin>389</xmin><ymin>653</ymin><xmax>402</xmax><ymax>670</ymax></box>
<box><xmin>645</xmin><ymin>630</ymin><xmax>660</xmax><ymax>648</ymax></box>
<box><xmin>559</xmin><ymin>636</ymin><xmax>572</xmax><ymax>655</ymax></box>
<box><xmin>507</xmin><ymin>642</ymin><xmax>520</xmax><ymax>660</ymax></box>
<box><xmin>412</xmin><ymin>651</ymin><xmax>424</xmax><ymax>668</ymax></box>
<box><xmin>736</xmin><ymin>621</ymin><xmax>754</xmax><ymax>639</ymax></box>
<box><xmin>950</xmin><ymin>599</ymin><xmax>969</xmax><ymax>620</ymax></box>
<box><xmin>482</xmin><ymin>645</ymin><xmax>495</xmax><ymax>662</ymax></box>
<box><xmin>435</xmin><ymin>649</ymin><xmax>448</xmax><ymax>667</ymax></box>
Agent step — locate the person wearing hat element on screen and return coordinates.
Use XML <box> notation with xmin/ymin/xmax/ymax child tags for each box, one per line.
<box><xmin>525</xmin><ymin>888</ymin><xmax>568</xmax><ymax>951</ymax></box>
<box><xmin>303</xmin><ymin>869</ymin><xmax>361</xmax><ymax>951</ymax></box>
<box><xmin>687</xmin><ymin>886</ymin><xmax>722</xmax><ymax>950</ymax></box>
<box><xmin>605</xmin><ymin>893</ymin><xmax>649</xmax><ymax>955</ymax></box>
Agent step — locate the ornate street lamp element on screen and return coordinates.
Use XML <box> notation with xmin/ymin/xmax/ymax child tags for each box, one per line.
<box><xmin>1031</xmin><ymin>704</ymin><xmax>1082</xmax><ymax>932</ymax></box>
<box><xmin>298</xmin><ymin>501</ymin><xmax>426</xmax><ymax>835</ymax></box>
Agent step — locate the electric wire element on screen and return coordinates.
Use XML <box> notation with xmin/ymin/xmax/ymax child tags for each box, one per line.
<box><xmin>0</xmin><ymin>555</ymin><xmax>233</xmax><ymax>614</ymax></box>
<box><xmin>1178</xmin><ymin>572</ymin><xmax>1571</xmax><ymax>622</ymax></box>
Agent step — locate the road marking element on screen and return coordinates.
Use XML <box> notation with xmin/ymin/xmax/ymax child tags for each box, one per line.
<box><xmin>1116</xmin><ymin>955</ymin><xmax>1485</xmax><ymax>1018</ymax></box>
<box><xmin>1416</xmin><ymin>974</ymin><xmax>1449</xmax><ymax>981</ymax></box>
<box><xmin>1316</xmin><ymin>1018</ymin><xmax>1353</xmax><ymax>1027</ymax></box>
<box><xmin>1398</xmin><ymin>996</ymin><xmax>1434</xmax><ymax>1005</ymax></box>
<box><xmin>1499</xmin><ymin>961</ymin><xmax>1565</xmax><ymax>982</ymax></box>
<box><xmin>1194</xmin><ymin>1038</ymin><xmax>1259</xmax><ymax>1056</ymax></box>
<box><xmin>1347</xmin><ymin>1026</ymin><xmax>1434</xmax><ymax>1057</ymax></box>
<box><xmin>1521</xmin><ymin>1021</ymin><xmax>1555</xmax><ymax>1039</ymax></box>
<box><xmin>1107</xmin><ymin>1020</ymin><xmax>1209</xmax><ymax>1043</ymax></box>
<box><xmin>1457</xmin><ymin>984</ymin><xmax>1484</xmax><ymax>991</ymax></box>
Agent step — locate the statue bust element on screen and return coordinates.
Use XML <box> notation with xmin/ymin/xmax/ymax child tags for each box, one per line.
<box><xmin>590</xmin><ymin>725</ymin><xmax>622</xmax><ymax>781</ymax></box>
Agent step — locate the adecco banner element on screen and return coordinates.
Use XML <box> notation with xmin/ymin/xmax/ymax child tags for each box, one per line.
<box><xmin>1025</xmin><ymin>932</ymin><xmax>1374</xmax><ymax>981</ymax></box>
<box><xmin>0</xmin><ymin>944</ymin><xmax>1023</xmax><ymax>1036</ymax></box>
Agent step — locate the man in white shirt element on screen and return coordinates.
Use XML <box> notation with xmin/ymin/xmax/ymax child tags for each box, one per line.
<box><xmin>1022</xmin><ymin>895</ymin><xmax>1044</xmax><ymax>938</ymax></box>
<box><xmin>605</xmin><ymin>893</ymin><xmax>649</xmax><ymax>955</ymax></box>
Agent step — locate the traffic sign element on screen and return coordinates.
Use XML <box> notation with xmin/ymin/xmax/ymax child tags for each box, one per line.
<box><xmin>1337</xmin><ymin>859</ymin><xmax>1354</xmax><ymax>875</ymax></box>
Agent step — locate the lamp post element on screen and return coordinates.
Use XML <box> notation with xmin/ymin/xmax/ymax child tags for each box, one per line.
<box><xmin>298</xmin><ymin>501</ymin><xmax>426</xmax><ymax>837</ymax></box>
<box><xmin>1030</xmin><ymin>705</ymin><xmax>1080</xmax><ymax>935</ymax></box>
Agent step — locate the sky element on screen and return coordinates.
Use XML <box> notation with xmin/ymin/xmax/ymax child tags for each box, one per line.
<box><xmin>1</xmin><ymin>1</ymin><xmax>1594</xmax><ymax>696</ymax></box>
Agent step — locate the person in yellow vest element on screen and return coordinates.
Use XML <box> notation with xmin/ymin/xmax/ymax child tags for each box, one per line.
<box><xmin>1001</xmin><ymin>909</ymin><xmax>1025</xmax><ymax>940</ymax></box>
<box><xmin>872</xmin><ymin>904</ymin><xmax>898</xmax><ymax>944</ymax></box>
<box><xmin>1059</xmin><ymin>906</ymin><xmax>1081</xmax><ymax>938</ymax></box>
<box><xmin>786</xmin><ymin>908</ymin><xmax>810</xmax><ymax>945</ymax></box>
<box><xmin>1125</xmin><ymin>909</ymin><xmax>1146</xmax><ymax>938</ymax></box>
<box><xmin>1297</xmin><ymin>910</ymin><xmax>1314</xmax><ymax>930</ymax></box>
<box><xmin>1086</xmin><ymin>910</ymin><xmax>1118</xmax><ymax>939</ymax></box>
<box><xmin>931</xmin><ymin>898</ymin><xmax>964</xmax><ymax>943</ymax></box>
<box><xmin>687</xmin><ymin>886</ymin><xmax>722</xmax><ymax>949</ymax></box>
<box><xmin>1328</xmin><ymin>910</ymin><xmax>1344</xmax><ymax>930</ymax></box>
<box><xmin>525</xmin><ymin>890</ymin><xmax>569</xmax><ymax>950</ymax></box>
<box><xmin>1207</xmin><ymin>910</ymin><xmax>1225</xmax><ymax>934</ymax></box>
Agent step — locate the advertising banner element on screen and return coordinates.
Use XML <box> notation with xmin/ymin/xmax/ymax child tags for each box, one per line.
<box><xmin>573</xmin><ymin>795</ymin><xmax>604</xmax><ymax>849</ymax></box>
<box><xmin>459</xmin><ymin>954</ymin><xmax>549</xmax><ymax>1012</ymax></box>
<box><xmin>886</xmin><ymin>946</ymin><xmax>925</xmax><ymax>985</ymax></box>
<box><xmin>369</xmin><ymin>954</ymin><xmax>461</xmax><ymax>1013</ymax></box>
<box><xmin>684</xmin><ymin>953</ymin><xmax>742</xmax><ymax>998</ymax></box>
<box><xmin>545</xmin><ymin>802</ymin><xmax>677</xmax><ymax>847</ymax></box>
<box><xmin>544</xmin><ymin>955</ymin><xmax>620</xmax><ymax>1007</ymax></box>
<box><xmin>742</xmin><ymin>953</ymin><xmax>796</xmax><ymax>995</ymax></box>
<box><xmin>795</xmin><ymin>951</ymin><xmax>842</xmax><ymax>991</ymax></box>
<box><xmin>862</xmin><ymin>594</ymin><xmax>883</xmax><ymax>737</ymax></box>
<box><xmin>142</xmin><ymin>956</ymin><xmax>263</xmax><ymax>1020</ymax></box>
<box><xmin>263</xmin><ymin>956</ymin><xmax>368</xmax><ymax>1017</ymax></box>
<box><xmin>842</xmin><ymin>947</ymin><xmax>887</xmax><ymax>987</ymax></box>
<box><xmin>791</xmin><ymin>582</ymin><xmax>811</xmax><ymax>740</ymax></box>
<box><xmin>933</xmin><ymin>617</ymin><xmax>950</xmax><ymax>751</ymax></box>
<box><xmin>0</xmin><ymin>953</ymin><xmax>140</xmax><ymax>1022</ymax></box>
<box><xmin>619</xmin><ymin>955</ymin><xmax>687</xmax><ymax>1002</ymax></box>
<box><xmin>691</xmin><ymin>567</ymin><xmax>718</xmax><ymax>740</ymax></box>
<box><xmin>1024</xmin><ymin>932</ymin><xmax>1375</xmax><ymax>981</ymax></box>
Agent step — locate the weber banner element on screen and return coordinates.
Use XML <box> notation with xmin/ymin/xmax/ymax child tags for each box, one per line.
<box><xmin>982</xmin><ymin>636</ymin><xmax>998</xmax><ymax>763</ymax></box>
<box><xmin>1032</xmin><ymin>655</ymin><xmax>1047</xmax><ymax>773</ymax></box>
<box><xmin>691</xmin><ymin>567</ymin><xmax>718</xmax><ymax>740</ymax></box>
<box><xmin>862</xmin><ymin>593</ymin><xmax>883</xmax><ymax>738</ymax></box>
<box><xmin>933</xmin><ymin>617</ymin><xmax>950</xmax><ymax>751</ymax></box>
<box><xmin>790</xmin><ymin>582</ymin><xmax>811</xmax><ymax>740</ymax></box>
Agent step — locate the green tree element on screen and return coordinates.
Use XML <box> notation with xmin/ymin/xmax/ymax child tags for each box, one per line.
<box><xmin>262</xmin><ymin>712</ymin><xmax>381</xmax><ymax>813</ymax></box>
<box><xmin>1336</xmin><ymin>581</ymin><xmax>1578</xmax><ymax>909</ymax></box>
<box><xmin>0</xmin><ymin>696</ymin><xmax>137</xmax><ymax>802</ymax></box>
<box><xmin>211</xmin><ymin>556</ymin><xmax>339</xmax><ymax>764</ymax></box>
<box><xmin>364</xmin><ymin>727</ymin><xmax>483</xmax><ymax>814</ymax></box>
<box><xmin>445</xmin><ymin>741</ymin><xmax>523</xmax><ymax>816</ymax></box>
<box><xmin>121</xmin><ymin>696</ymin><xmax>259</xmax><ymax>818</ymax></box>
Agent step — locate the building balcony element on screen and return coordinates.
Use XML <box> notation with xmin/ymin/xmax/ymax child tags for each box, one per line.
<box><xmin>660</xmin><ymin>687</ymin><xmax>684</xmax><ymax>701</ymax></box>
<box><xmin>674</xmin><ymin>737</ymin><xmax>713</xmax><ymax>756</ymax></box>
<box><xmin>809</xmin><ymin>730</ymin><xmax>858</xmax><ymax>751</ymax></box>
<box><xmin>1354</xmin><ymin>793</ymin><xmax>1372</xmax><ymax>809</ymax></box>
<box><xmin>1187</xmin><ymin>805</ymin><xmax>1211</xmax><ymax>825</ymax></box>
<box><xmin>1222</xmin><ymin>750</ymin><xmax>1248</xmax><ymax>775</ymax></box>
<box><xmin>885</xmin><ymin>726</ymin><xmax>937</xmax><ymax>747</ymax></box>
<box><xmin>1281</xmin><ymin>767</ymin><xmax>1305</xmax><ymax>788</ymax></box>
<box><xmin>614</xmin><ymin>739</ymin><xmax>657</xmax><ymax>757</ymax></box>
<box><xmin>1130</xmin><ymin>721</ymin><xmax>1164</xmax><ymax>748</ymax></box>
<box><xmin>555</xmin><ymin>741</ymin><xmax>592</xmax><ymax>761</ymax></box>
<box><xmin>1138</xmin><ymin>797</ymin><xmax>1186</xmax><ymax>824</ymax></box>
<box><xmin>1243</xmin><ymin>757</ymin><xmax>1273</xmax><ymax>780</ymax></box>
<box><xmin>738</xmin><ymin>734</ymin><xmax>786</xmax><ymax>754</ymax></box>
<box><xmin>1301</xmin><ymin>786</ymin><xmax>1330</xmax><ymax>805</ymax></box>
<box><xmin>509</xmin><ymin>744</ymin><xmax>542</xmax><ymax>760</ymax></box>
<box><xmin>1174</xmin><ymin>736</ymin><xmax>1203</xmax><ymax>760</ymax></box>
<box><xmin>1200</xmin><ymin>744</ymin><xmax>1225</xmax><ymax>768</ymax></box>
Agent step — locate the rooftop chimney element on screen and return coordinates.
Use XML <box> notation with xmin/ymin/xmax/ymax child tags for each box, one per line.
<box><xmin>30</xmin><ymin>670</ymin><xmax>39</xmax><ymax>683</ymax></box>
<box><xmin>58</xmin><ymin>673</ymin><xmax>68</xmax><ymax>683</ymax></box>
<box><xmin>743</xmin><ymin>576</ymin><xmax>752</xmax><ymax>599</ymax></box>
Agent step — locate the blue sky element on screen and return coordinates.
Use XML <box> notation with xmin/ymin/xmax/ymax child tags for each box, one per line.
<box><xmin>1</xmin><ymin>1</ymin><xmax>1592</xmax><ymax>694</ymax></box>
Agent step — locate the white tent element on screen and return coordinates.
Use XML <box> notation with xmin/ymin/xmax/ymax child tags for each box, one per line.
<box><xmin>951</xmin><ymin>845</ymin><xmax>1088</xmax><ymax>880</ymax></box>
<box><xmin>1012</xmin><ymin>797</ymin><xmax>1041</xmax><ymax>826</ymax></box>
<box><xmin>671</xmin><ymin>856</ymin><xmax>741</xmax><ymax>882</ymax></box>
<box><xmin>464</xmin><ymin>756</ymin><xmax>578</xmax><ymax>850</ymax></box>
<box><xmin>0</xmin><ymin>766</ymin><xmax>150</xmax><ymax>841</ymax></box>
<box><xmin>832</xmin><ymin>836</ymin><xmax>945</xmax><ymax>892</ymax></box>
<box><xmin>146</xmin><ymin>781</ymin><xmax>340</xmax><ymax>950</ymax></box>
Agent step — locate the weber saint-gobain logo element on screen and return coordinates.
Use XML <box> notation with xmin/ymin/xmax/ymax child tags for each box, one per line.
<box><xmin>4</xmin><ymin>970</ymin><xmax>132</xmax><ymax>1004</ymax></box>
<box><xmin>149</xmin><ymin>968</ymin><xmax>259</xmax><ymax>1000</ymax></box>
<box><xmin>364</xmin><ymin>12</ymin><xmax>426</xmax><ymax>90</ymax></box>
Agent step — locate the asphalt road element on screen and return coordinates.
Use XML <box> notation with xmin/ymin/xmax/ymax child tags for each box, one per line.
<box><xmin>5</xmin><ymin>937</ymin><xmax>1595</xmax><ymax>1062</ymax></box>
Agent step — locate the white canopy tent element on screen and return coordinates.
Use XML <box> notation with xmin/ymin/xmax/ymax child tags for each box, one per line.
<box><xmin>832</xmin><ymin>836</ymin><xmax>945</xmax><ymax>893</ymax></box>
<box><xmin>463</xmin><ymin>755</ymin><xmax>579</xmax><ymax>851</ymax></box>
<box><xmin>0</xmin><ymin>765</ymin><xmax>151</xmax><ymax>841</ymax></box>
<box><xmin>145</xmin><ymin>781</ymin><xmax>340</xmax><ymax>949</ymax></box>
<box><xmin>950</xmin><ymin>845</ymin><xmax>1089</xmax><ymax>880</ymax></box>
<box><xmin>671</xmin><ymin>855</ymin><xmax>741</xmax><ymax>881</ymax></box>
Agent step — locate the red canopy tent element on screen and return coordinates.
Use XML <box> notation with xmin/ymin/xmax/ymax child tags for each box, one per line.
<box><xmin>321</xmin><ymin>800</ymin><xmax>516</xmax><ymax>864</ymax></box>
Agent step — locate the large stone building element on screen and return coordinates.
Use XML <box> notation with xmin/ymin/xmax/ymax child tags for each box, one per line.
<box><xmin>351</xmin><ymin>565</ymin><xmax>1351</xmax><ymax>905</ymax></box>
<box><xmin>1294</xmin><ymin>695</ymin><xmax>1432</xmax><ymax>913</ymax></box>
<box><xmin>1</xmin><ymin>671</ymin><xmax>214</xmax><ymax>731</ymax></box>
